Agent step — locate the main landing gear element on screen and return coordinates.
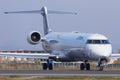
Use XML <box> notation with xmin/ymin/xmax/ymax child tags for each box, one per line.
<box><xmin>80</xmin><ymin>60</ymin><xmax>90</xmax><ymax>70</ymax></box>
<box><xmin>42</xmin><ymin>59</ymin><xmax>54</xmax><ymax>70</ymax></box>
<box><xmin>96</xmin><ymin>58</ymin><xmax>108</xmax><ymax>71</ymax></box>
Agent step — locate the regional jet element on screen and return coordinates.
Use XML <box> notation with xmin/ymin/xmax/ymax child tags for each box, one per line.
<box><xmin>1</xmin><ymin>6</ymin><xmax>120</xmax><ymax>71</ymax></box>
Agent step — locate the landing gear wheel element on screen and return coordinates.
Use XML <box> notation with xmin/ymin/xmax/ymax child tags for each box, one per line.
<box><xmin>96</xmin><ymin>66</ymin><xmax>103</xmax><ymax>71</ymax></box>
<box><xmin>43</xmin><ymin>63</ymin><xmax>47</xmax><ymax>70</ymax></box>
<box><xmin>100</xmin><ymin>66</ymin><xmax>103</xmax><ymax>71</ymax></box>
<box><xmin>86</xmin><ymin>63</ymin><xmax>90</xmax><ymax>70</ymax></box>
<box><xmin>80</xmin><ymin>63</ymin><xmax>85</xmax><ymax>70</ymax></box>
<box><xmin>48</xmin><ymin>63</ymin><xmax>53</xmax><ymax>70</ymax></box>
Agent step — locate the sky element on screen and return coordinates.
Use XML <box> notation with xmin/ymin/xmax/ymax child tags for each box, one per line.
<box><xmin>0</xmin><ymin>0</ymin><xmax>120</xmax><ymax>52</ymax></box>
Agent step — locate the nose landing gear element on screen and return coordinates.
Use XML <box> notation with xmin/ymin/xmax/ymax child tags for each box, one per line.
<box><xmin>96</xmin><ymin>58</ymin><xmax>108</xmax><ymax>71</ymax></box>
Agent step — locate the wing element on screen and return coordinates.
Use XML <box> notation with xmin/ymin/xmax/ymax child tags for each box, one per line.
<box><xmin>0</xmin><ymin>53</ymin><xmax>50</xmax><ymax>59</ymax></box>
<box><xmin>109</xmin><ymin>53</ymin><xmax>120</xmax><ymax>59</ymax></box>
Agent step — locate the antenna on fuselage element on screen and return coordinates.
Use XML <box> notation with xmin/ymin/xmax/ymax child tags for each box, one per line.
<box><xmin>4</xmin><ymin>6</ymin><xmax>77</xmax><ymax>36</ymax></box>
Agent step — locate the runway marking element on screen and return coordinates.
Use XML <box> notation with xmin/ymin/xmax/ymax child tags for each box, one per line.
<box><xmin>0</xmin><ymin>74</ymin><xmax>120</xmax><ymax>76</ymax></box>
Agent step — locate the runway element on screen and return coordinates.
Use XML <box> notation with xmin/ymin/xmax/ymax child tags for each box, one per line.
<box><xmin>0</xmin><ymin>70</ymin><xmax>120</xmax><ymax>76</ymax></box>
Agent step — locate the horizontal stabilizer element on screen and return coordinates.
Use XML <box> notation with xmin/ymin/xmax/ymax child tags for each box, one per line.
<box><xmin>4</xmin><ymin>10</ymin><xmax>43</xmax><ymax>14</ymax></box>
<box><xmin>47</xmin><ymin>10</ymin><xmax>77</xmax><ymax>15</ymax></box>
<box><xmin>4</xmin><ymin>6</ymin><xmax>77</xmax><ymax>36</ymax></box>
<box><xmin>4</xmin><ymin>7</ymin><xmax>77</xmax><ymax>15</ymax></box>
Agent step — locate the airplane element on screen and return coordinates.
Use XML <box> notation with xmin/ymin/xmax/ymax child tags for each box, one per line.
<box><xmin>1</xmin><ymin>6</ymin><xmax>120</xmax><ymax>71</ymax></box>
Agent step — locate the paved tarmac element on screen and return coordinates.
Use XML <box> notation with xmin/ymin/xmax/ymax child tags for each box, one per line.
<box><xmin>0</xmin><ymin>70</ymin><xmax>120</xmax><ymax>76</ymax></box>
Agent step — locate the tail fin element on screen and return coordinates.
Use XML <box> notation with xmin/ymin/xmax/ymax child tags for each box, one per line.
<box><xmin>4</xmin><ymin>6</ymin><xmax>77</xmax><ymax>35</ymax></box>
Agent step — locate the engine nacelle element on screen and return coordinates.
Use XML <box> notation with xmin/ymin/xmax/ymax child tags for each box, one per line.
<box><xmin>27</xmin><ymin>31</ymin><xmax>41</xmax><ymax>45</ymax></box>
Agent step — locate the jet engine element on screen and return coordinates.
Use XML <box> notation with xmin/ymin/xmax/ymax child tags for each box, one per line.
<box><xmin>27</xmin><ymin>31</ymin><xmax>41</xmax><ymax>45</ymax></box>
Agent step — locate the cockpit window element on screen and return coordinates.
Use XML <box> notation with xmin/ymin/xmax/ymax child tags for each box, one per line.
<box><xmin>87</xmin><ymin>40</ymin><xmax>92</xmax><ymax>44</ymax></box>
<box><xmin>101</xmin><ymin>40</ymin><xmax>110</xmax><ymax>44</ymax></box>
<box><xmin>93</xmin><ymin>40</ymin><xmax>101</xmax><ymax>44</ymax></box>
<box><xmin>86</xmin><ymin>40</ymin><xmax>110</xmax><ymax>44</ymax></box>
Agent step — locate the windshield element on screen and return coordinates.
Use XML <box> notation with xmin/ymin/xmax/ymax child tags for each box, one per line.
<box><xmin>86</xmin><ymin>40</ymin><xmax>110</xmax><ymax>44</ymax></box>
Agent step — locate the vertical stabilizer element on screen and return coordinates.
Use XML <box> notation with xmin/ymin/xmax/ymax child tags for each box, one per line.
<box><xmin>41</xmin><ymin>7</ymin><xmax>49</xmax><ymax>35</ymax></box>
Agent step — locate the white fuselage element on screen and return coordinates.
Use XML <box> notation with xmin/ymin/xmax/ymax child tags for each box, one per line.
<box><xmin>42</xmin><ymin>32</ymin><xmax>112</xmax><ymax>62</ymax></box>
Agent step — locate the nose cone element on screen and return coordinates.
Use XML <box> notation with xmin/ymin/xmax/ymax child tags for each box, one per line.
<box><xmin>87</xmin><ymin>44</ymin><xmax>112</xmax><ymax>58</ymax></box>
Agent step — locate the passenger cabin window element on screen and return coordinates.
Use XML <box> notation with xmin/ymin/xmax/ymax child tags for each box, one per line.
<box><xmin>86</xmin><ymin>40</ymin><xmax>110</xmax><ymax>44</ymax></box>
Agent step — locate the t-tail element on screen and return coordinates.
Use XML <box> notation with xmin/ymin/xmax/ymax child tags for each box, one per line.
<box><xmin>4</xmin><ymin>6</ymin><xmax>77</xmax><ymax>36</ymax></box>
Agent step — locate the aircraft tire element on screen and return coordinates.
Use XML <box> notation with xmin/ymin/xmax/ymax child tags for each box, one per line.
<box><xmin>48</xmin><ymin>63</ymin><xmax>53</xmax><ymax>70</ymax></box>
<box><xmin>99</xmin><ymin>66</ymin><xmax>103</xmax><ymax>71</ymax></box>
<box><xmin>43</xmin><ymin>63</ymin><xmax>47</xmax><ymax>70</ymax></box>
<box><xmin>80</xmin><ymin>63</ymin><xmax>85</xmax><ymax>70</ymax></box>
<box><xmin>86</xmin><ymin>63</ymin><xmax>90</xmax><ymax>70</ymax></box>
<box><xmin>96</xmin><ymin>66</ymin><xmax>103</xmax><ymax>71</ymax></box>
